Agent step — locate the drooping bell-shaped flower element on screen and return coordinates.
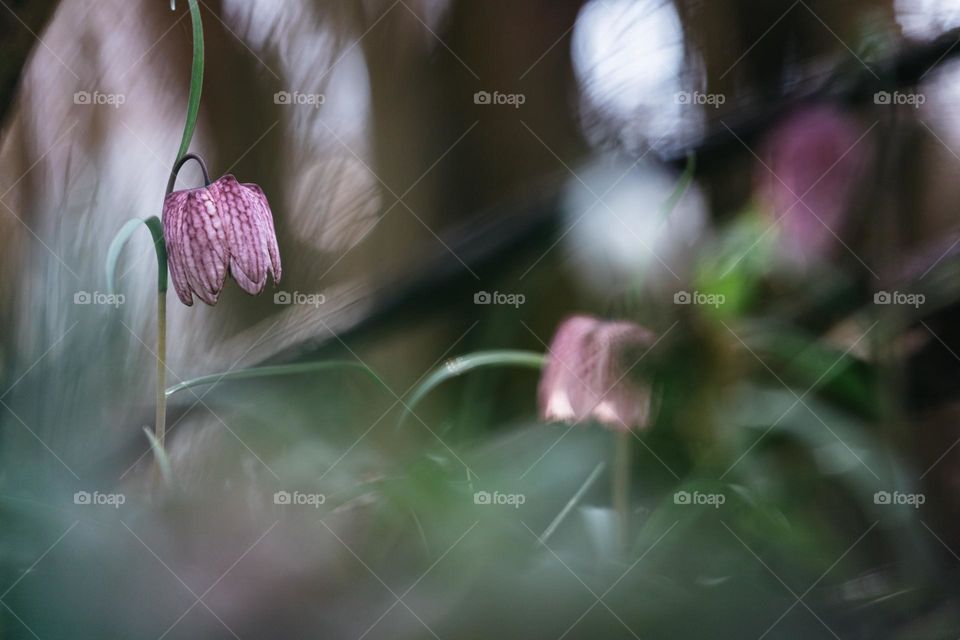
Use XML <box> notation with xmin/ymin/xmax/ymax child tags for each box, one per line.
<box><xmin>538</xmin><ymin>315</ymin><xmax>656</xmax><ymax>431</ymax></box>
<box><xmin>162</xmin><ymin>155</ymin><xmax>281</xmax><ymax>306</ymax></box>
<box><xmin>756</xmin><ymin>105</ymin><xmax>871</xmax><ymax>261</ymax></box>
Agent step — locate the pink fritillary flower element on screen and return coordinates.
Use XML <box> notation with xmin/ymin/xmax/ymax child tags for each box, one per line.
<box><xmin>538</xmin><ymin>315</ymin><xmax>656</xmax><ymax>431</ymax></box>
<box><xmin>163</xmin><ymin>168</ymin><xmax>281</xmax><ymax>306</ymax></box>
<box><xmin>757</xmin><ymin>104</ymin><xmax>871</xmax><ymax>260</ymax></box>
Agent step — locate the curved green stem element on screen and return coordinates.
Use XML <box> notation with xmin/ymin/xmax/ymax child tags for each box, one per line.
<box><xmin>166</xmin><ymin>152</ymin><xmax>211</xmax><ymax>195</ymax></box>
<box><xmin>166</xmin><ymin>361</ymin><xmax>388</xmax><ymax>398</ymax></box>
<box><xmin>106</xmin><ymin>216</ymin><xmax>167</xmax><ymax>294</ymax></box>
<box><xmin>175</xmin><ymin>0</ymin><xmax>204</xmax><ymax>163</ymax></box>
<box><xmin>398</xmin><ymin>350</ymin><xmax>546</xmax><ymax>429</ymax></box>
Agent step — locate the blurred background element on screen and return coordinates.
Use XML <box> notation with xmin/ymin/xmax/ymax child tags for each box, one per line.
<box><xmin>4</xmin><ymin>0</ymin><xmax>960</xmax><ymax>637</ymax></box>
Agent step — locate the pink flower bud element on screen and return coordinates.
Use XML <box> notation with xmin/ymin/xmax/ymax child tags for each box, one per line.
<box><xmin>538</xmin><ymin>315</ymin><xmax>656</xmax><ymax>431</ymax></box>
<box><xmin>163</xmin><ymin>174</ymin><xmax>281</xmax><ymax>306</ymax></box>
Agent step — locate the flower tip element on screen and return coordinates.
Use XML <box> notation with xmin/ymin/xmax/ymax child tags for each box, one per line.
<box><xmin>540</xmin><ymin>390</ymin><xmax>577</xmax><ymax>423</ymax></box>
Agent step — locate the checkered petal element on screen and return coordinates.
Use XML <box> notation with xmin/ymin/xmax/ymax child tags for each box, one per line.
<box><xmin>163</xmin><ymin>166</ymin><xmax>281</xmax><ymax>306</ymax></box>
<box><xmin>162</xmin><ymin>185</ymin><xmax>228</xmax><ymax>306</ymax></box>
<box><xmin>215</xmin><ymin>175</ymin><xmax>281</xmax><ymax>295</ymax></box>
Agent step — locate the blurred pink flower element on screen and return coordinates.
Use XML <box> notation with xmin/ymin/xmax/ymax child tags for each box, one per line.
<box><xmin>757</xmin><ymin>105</ymin><xmax>871</xmax><ymax>259</ymax></box>
<box><xmin>538</xmin><ymin>315</ymin><xmax>656</xmax><ymax>431</ymax></box>
<box><xmin>163</xmin><ymin>175</ymin><xmax>281</xmax><ymax>306</ymax></box>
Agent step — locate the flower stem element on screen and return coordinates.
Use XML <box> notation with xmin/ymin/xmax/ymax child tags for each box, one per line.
<box><xmin>175</xmin><ymin>0</ymin><xmax>204</xmax><ymax>162</ymax></box>
<box><xmin>613</xmin><ymin>430</ymin><xmax>631</xmax><ymax>552</ymax></box>
<box><xmin>148</xmin><ymin>0</ymin><xmax>202</xmax><ymax>486</ymax></box>
<box><xmin>155</xmin><ymin>290</ymin><xmax>167</xmax><ymax>480</ymax></box>
<box><xmin>166</xmin><ymin>152</ymin><xmax>211</xmax><ymax>194</ymax></box>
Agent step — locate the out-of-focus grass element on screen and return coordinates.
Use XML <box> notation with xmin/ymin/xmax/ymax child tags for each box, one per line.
<box><xmin>2</xmin><ymin>202</ymin><xmax>957</xmax><ymax>639</ymax></box>
<box><xmin>0</xmin><ymin>318</ymin><xmax>951</xmax><ymax>639</ymax></box>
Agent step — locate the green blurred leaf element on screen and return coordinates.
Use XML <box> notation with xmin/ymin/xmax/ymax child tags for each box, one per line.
<box><xmin>105</xmin><ymin>216</ymin><xmax>167</xmax><ymax>294</ymax></box>
<box><xmin>747</xmin><ymin>325</ymin><xmax>876</xmax><ymax>419</ymax></box>
<box><xmin>696</xmin><ymin>210</ymin><xmax>773</xmax><ymax>318</ymax></box>
<box><xmin>166</xmin><ymin>360</ymin><xmax>387</xmax><ymax>398</ymax></box>
<box><xmin>143</xmin><ymin>427</ymin><xmax>173</xmax><ymax>487</ymax></box>
<box><xmin>398</xmin><ymin>350</ymin><xmax>546</xmax><ymax>429</ymax></box>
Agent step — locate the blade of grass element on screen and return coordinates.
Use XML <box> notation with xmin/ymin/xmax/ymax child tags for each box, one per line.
<box><xmin>105</xmin><ymin>216</ymin><xmax>167</xmax><ymax>294</ymax></box>
<box><xmin>397</xmin><ymin>350</ymin><xmax>546</xmax><ymax>430</ymax></box>
<box><xmin>540</xmin><ymin>461</ymin><xmax>606</xmax><ymax>544</ymax></box>
<box><xmin>165</xmin><ymin>361</ymin><xmax>387</xmax><ymax>398</ymax></box>
<box><xmin>143</xmin><ymin>427</ymin><xmax>173</xmax><ymax>487</ymax></box>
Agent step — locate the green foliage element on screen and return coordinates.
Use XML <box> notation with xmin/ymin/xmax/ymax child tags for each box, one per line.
<box><xmin>105</xmin><ymin>216</ymin><xmax>166</xmax><ymax>293</ymax></box>
<box><xmin>165</xmin><ymin>360</ymin><xmax>387</xmax><ymax>397</ymax></box>
<box><xmin>399</xmin><ymin>350</ymin><xmax>546</xmax><ymax>429</ymax></box>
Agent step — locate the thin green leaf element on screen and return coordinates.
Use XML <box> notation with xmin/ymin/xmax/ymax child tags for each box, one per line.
<box><xmin>105</xmin><ymin>216</ymin><xmax>167</xmax><ymax>294</ymax></box>
<box><xmin>166</xmin><ymin>361</ymin><xmax>387</xmax><ymax>398</ymax></box>
<box><xmin>540</xmin><ymin>461</ymin><xmax>606</xmax><ymax>544</ymax></box>
<box><xmin>398</xmin><ymin>350</ymin><xmax>546</xmax><ymax>429</ymax></box>
<box><xmin>143</xmin><ymin>427</ymin><xmax>173</xmax><ymax>487</ymax></box>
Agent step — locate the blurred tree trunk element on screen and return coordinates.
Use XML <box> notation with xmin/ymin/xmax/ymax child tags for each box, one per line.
<box><xmin>357</xmin><ymin>0</ymin><xmax>586</xmax><ymax>276</ymax></box>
